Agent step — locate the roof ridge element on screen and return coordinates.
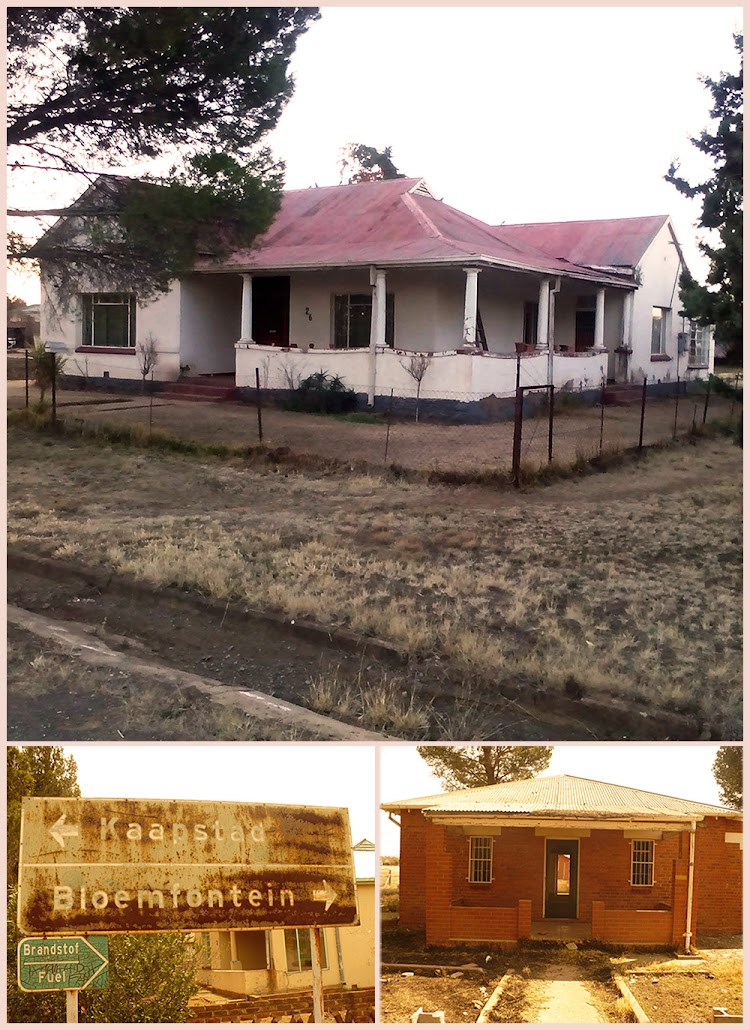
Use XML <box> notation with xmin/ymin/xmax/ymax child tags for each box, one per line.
<box><xmin>501</xmin><ymin>215</ymin><xmax>669</xmax><ymax>229</ymax></box>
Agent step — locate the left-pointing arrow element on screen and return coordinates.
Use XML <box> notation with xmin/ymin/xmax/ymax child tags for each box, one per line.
<box><xmin>49</xmin><ymin>814</ymin><xmax>79</xmax><ymax>850</ymax></box>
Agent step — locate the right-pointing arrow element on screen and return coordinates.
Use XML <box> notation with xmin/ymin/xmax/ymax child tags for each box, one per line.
<box><xmin>312</xmin><ymin>880</ymin><xmax>337</xmax><ymax>911</ymax></box>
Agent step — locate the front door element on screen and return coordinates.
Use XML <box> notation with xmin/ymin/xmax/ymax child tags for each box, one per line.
<box><xmin>252</xmin><ymin>276</ymin><xmax>290</xmax><ymax>347</ymax></box>
<box><xmin>545</xmin><ymin>839</ymin><xmax>579</xmax><ymax>919</ymax></box>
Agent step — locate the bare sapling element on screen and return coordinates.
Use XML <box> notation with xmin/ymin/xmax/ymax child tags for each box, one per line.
<box><xmin>137</xmin><ymin>333</ymin><xmax>159</xmax><ymax>394</ymax></box>
<box><xmin>400</xmin><ymin>352</ymin><xmax>432</xmax><ymax>423</ymax></box>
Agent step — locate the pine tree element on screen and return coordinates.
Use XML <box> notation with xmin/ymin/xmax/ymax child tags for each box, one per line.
<box><xmin>666</xmin><ymin>34</ymin><xmax>742</xmax><ymax>363</ymax></box>
<box><xmin>712</xmin><ymin>746</ymin><xmax>742</xmax><ymax>809</ymax></box>
<box><xmin>416</xmin><ymin>746</ymin><xmax>553</xmax><ymax>792</ymax></box>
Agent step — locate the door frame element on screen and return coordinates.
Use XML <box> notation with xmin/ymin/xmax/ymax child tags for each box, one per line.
<box><xmin>542</xmin><ymin>837</ymin><xmax>580</xmax><ymax>919</ymax></box>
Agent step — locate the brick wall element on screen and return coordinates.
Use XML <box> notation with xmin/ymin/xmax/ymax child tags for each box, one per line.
<box><xmin>693</xmin><ymin>817</ymin><xmax>743</xmax><ymax>934</ymax></box>
<box><xmin>591</xmin><ymin>901</ymin><xmax>674</xmax><ymax>945</ymax></box>
<box><xmin>580</xmin><ymin>829</ymin><xmax>681</xmax><ymax>919</ymax></box>
<box><xmin>188</xmin><ymin>987</ymin><xmax>375</xmax><ymax>1023</ymax></box>
<box><xmin>399</xmin><ymin>810</ymin><xmax>428</xmax><ymax>929</ymax></box>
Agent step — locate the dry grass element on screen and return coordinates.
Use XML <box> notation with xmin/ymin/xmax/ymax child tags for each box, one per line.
<box><xmin>7</xmin><ymin>424</ymin><xmax>742</xmax><ymax>736</ymax></box>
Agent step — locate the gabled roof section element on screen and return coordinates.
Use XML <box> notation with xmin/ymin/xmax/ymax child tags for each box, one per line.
<box><xmin>382</xmin><ymin>774</ymin><xmax>741</xmax><ymax>821</ymax></box>
<box><xmin>209</xmin><ymin>178</ymin><xmax>634</xmax><ymax>286</ymax></box>
<box><xmin>494</xmin><ymin>216</ymin><xmax>669</xmax><ymax>270</ymax></box>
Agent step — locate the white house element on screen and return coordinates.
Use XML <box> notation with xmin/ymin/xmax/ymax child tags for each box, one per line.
<box><xmin>39</xmin><ymin>176</ymin><xmax>713</xmax><ymax>414</ymax></box>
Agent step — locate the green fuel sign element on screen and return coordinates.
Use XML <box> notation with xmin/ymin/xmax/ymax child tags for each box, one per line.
<box><xmin>17</xmin><ymin>936</ymin><xmax>109</xmax><ymax>992</ymax></box>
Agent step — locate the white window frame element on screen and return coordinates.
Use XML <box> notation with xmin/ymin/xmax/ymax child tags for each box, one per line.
<box><xmin>81</xmin><ymin>292</ymin><xmax>136</xmax><ymax>348</ymax></box>
<box><xmin>332</xmin><ymin>293</ymin><xmax>394</xmax><ymax>349</ymax></box>
<box><xmin>630</xmin><ymin>839</ymin><xmax>655</xmax><ymax>886</ymax></box>
<box><xmin>284</xmin><ymin>928</ymin><xmax>329</xmax><ymax>973</ymax></box>
<box><xmin>468</xmin><ymin>835</ymin><xmax>493</xmax><ymax>884</ymax></box>
<box><xmin>651</xmin><ymin>307</ymin><xmax>669</xmax><ymax>355</ymax></box>
<box><xmin>688</xmin><ymin>322</ymin><xmax>710</xmax><ymax>365</ymax></box>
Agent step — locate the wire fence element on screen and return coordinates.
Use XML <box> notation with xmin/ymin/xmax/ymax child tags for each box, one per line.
<box><xmin>12</xmin><ymin>354</ymin><xmax>742</xmax><ymax>485</ymax></box>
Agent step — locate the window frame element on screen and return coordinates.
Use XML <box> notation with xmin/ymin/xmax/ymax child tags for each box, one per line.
<box><xmin>467</xmin><ymin>835</ymin><xmax>494</xmax><ymax>884</ymax></box>
<box><xmin>284</xmin><ymin>928</ymin><xmax>329</xmax><ymax>973</ymax></box>
<box><xmin>688</xmin><ymin>321</ymin><xmax>710</xmax><ymax>365</ymax></box>
<box><xmin>650</xmin><ymin>307</ymin><xmax>669</xmax><ymax>356</ymax></box>
<box><xmin>81</xmin><ymin>292</ymin><xmax>137</xmax><ymax>349</ymax></box>
<box><xmin>630</xmin><ymin>839</ymin><xmax>655</xmax><ymax>887</ymax></box>
<box><xmin>332</xmin><ymin>292</ymin><xmax>394</xmax><ymax>349</ymax></box>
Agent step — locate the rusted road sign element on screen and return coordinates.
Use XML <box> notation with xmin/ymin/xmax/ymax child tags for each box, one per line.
<box><xmin>18</xmin><ymin>797</ymin><xmax>359</xmax><ymax>935</ymax></box>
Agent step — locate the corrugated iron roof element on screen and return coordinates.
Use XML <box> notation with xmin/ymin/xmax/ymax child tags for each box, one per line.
<box><xmin>206</xmin><ymin>178</ymin><xmax>633</xmax><ymax>286</ymax></box>
<box><xmin>495</xmin><ymin>216</ymin><xmax>668</xmax><ymax>269</ymax></box>
<box><xmin>382</xmin><ymin>774</ymin><xmax>741</xmax><ymax>820</ymax></box>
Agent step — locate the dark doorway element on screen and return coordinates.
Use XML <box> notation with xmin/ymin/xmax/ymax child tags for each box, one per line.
<box><xmin>253</xmin><ymin>276</ymin><xmax>290</xmax><ymax>347</ymax></box>
<box><xmin>574</xmin><ymin>310</ymin><xmax>596</xmax><ymax>351</ymax></box>
<box><xmin>544</xmin><ymin>839</ymin><xmax>579</xmax><ymax>919</ymax></box>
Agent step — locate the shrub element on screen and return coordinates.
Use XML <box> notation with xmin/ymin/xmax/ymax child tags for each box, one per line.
<box><xmin>283</xmin><ymin>371</ymin><xmax>358</xmax><ymax>415</ymax></box>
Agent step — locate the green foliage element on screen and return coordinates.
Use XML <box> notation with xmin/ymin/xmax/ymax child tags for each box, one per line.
<box><xmin>8</xmin><ymin>746</ymin><xmax>81</xmax><ymax>885</ymax></box>
<box><xmin>340</xmin><ymin>143</ymin><xmax>406</xmax><ymax>183</ymax></box>
<box><xmin>707</xmin><ymin>372</ymin><xmax>743</xmax><ymax>400</ymax></box>
<box><xmin>80</xmin><ymin>934</ymin><xmax>198</xmax><ymax>1023</ymax></box>
<box><xmin>712</xmin><ymin>746</ymin><xmax>742</xmax><ymax>809</ymax></box>
<box><xmin>8</xmin><ymin>7</ymin><xmax>319</xmax><ymax>298</ymax></box>
<box><xmin>666</xmin><ymin>35</ymin><xmax>743</xmax><ymax>363</ymax></box>
<box><xmin>284</xmin><ymin>371</ymin><xmax>359</xmax><ymax>414</ymax></box>
<box><xmin>416</xmin><ymin>746</ymin><xmax>553</xmax><ymax>791</ymax></box>
<box><xmin>29</xmin><ymin>342</ymin><xmax>65</xmax><ymax>403</ymax></box>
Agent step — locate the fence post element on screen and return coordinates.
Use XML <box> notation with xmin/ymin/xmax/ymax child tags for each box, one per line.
<box><xmin>599</xmin><ymin>376</ymin><xmax>606</xmax><ymax>454</ymax></box>
<box><xmin>50</xmin><ymin>352</ymin><xmax>57</xmax><ymax>427</ymax></box>
<box><xmin>638</xmin><ymin>376</ymin><xmax>647</xmax><ymax>452</ymax></box>
<box><xmin>702</xmin><ymin>374</ymin><xmax>711</xmax><ymax>424</ymax></box>
<box><xmin>548</xmin><ymin>385</ymin><xmax>554</xmax><ymax>463</ymax></box>
<box><xmin>255</xmin><ymin>367</ymin><xmax>263</xmax><ymax>444</ymax></box>
<box><xmin>729</xmin><ymin>372</ymin><xmax>740</xmax><ymax>424</ymax></box>
<box><xmin>512</xmin><ymin>386</ymin><xmax>524</xmax><ymax>487</ymax></box>
<box><xmin>673</xmin><ymin>375</ymin><xmax>680</xmax><ymax>440</ymax></box>
<box><xmin>515</xmin><ymin>353</ymin><xmax>521</xmax><ymax>390</ymax></box>
<box><xmin>24</xmin><ymin>348</ymin><xmax>30</xmax><ymax>409</ymax></box>
<box><xmin>383</xmin><ymin>387</ymin><xmax>394</xmax><ymax>464</ymax></box>
<box><xmin>149</xmin><ymin>369</ymin><xmax>155</xmax><ymax>435</ymax></box>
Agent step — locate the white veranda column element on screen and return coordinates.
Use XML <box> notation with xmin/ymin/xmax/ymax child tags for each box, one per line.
<box><xmin>623</xmin><ymin>291</ymin><xmax>634</xmax><ymax>349</ymax></box>
<box><xmin>368</xmin><ymin>267</ymin><xmax>387</xmax><ymax>405</ymax></box>
<box><xmin>239</xmin><ymin>273</ymin><xmax>254</xmax><ymax>343</ymax></box>
<box><xmin>462</xmin><ymin>267</ymin><xmax>480</xmax><ymax>345</ymax></box>
<box><xmin>537</xmin><ymin>278</ymin><xmax>551</xmax><ymax>349</ymax></box>
<box><xmin>594</xmin><ymin>287</ymin><xmax>606</xmax><ymax>349</ymax></box>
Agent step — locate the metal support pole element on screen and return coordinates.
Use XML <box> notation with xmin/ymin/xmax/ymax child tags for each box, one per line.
<box><xmin>673</xmin><ymin>375</ymin><xmax>680</xmax><ymax>440</ymax></box>
<box><xmin>310</xmin><ymin>927</ymin><xmax>324</xmax><ymax>1023</ymax></box>
<box><xmin>702</xmin><ymin>375</ymin><xmax>711</xmax><ymax>424</ymax></box>
<box><xmin>255</xmin><ymin>367</ymin><xmax>263</xmax><ymax>443</ymax></box>
<box><xmin>512</xmin><ymin>387</ymin><xmax>524</xmax><ymax>488</ymax></box>
<box><xmin>149</xmin><ymin>370</ymin><xmax>155</xmax><ymax>435</ymax></box>
<box><xmin>547</xmin><ymin>385</ymin><xmax>554</xmax><ymax>463</ymax></box>
<box><xmin>66</xmin><ymin>989</ymin><xmax>79</xmax><ymax>1023</ymax></box>
<box><xmin>515</xmin><ymin>353</ymin><xmax>521</xmax><ymax>390</ymax></box>
<box><xmin>50</xmin><ymin>352</ymin><xmax>57</xmax><ymax>426</ymax></box>
<box><xmin>383</xmin><ymin>387</ymin><xmax>394</xmax><ymax>463</ymax></box>
<box><xmin>638</xmin><ymin>376</ymin><xmax>647</xmax><ymax>452</ymax></box>
<box><xmin>691</xmin><ymin>404</ymin><xmax>698</xmax><ymax>434</ymax></box>
<box><xmin>25</xmin><ymin>348</ymin><xmax>29</xmax><ymax>408</ymax></box>
<box><xmin>599</xmin><ymin>377</ymin><xmax>606</xmax><ymax>454</ymax></box>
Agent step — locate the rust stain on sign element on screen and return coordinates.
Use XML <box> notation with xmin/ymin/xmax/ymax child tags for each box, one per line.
<box><xmin>19</xmin><ymin>797</ymin><xmax>359</xmax><ymax>935</ymax></box>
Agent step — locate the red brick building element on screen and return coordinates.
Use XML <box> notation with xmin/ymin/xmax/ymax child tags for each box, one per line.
<box><xmin>383</xmin><ymin>775</ymin><xmax>742</xmax><ymax>951</ymax></box>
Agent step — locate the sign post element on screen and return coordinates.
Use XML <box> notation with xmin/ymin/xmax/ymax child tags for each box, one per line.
<box><xmin>19</xmin><ymin>797</ymin><xmax>360</xmax><ymax>1023</ymax></box>
<box><xmin>66</xmin><ymin>990</ymin><xmax>78</xmax><ymax>1024</ymax></box>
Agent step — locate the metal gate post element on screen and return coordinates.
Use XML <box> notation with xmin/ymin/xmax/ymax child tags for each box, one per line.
<box><xmin>638</xmin><ymin>376</ymin><xmax>647</xmax><ymax>451</ymax></box>
<box><xmin>512</xmin><ymin>386</ymin><xmax>524</xmax><ymax>487</ymax></box>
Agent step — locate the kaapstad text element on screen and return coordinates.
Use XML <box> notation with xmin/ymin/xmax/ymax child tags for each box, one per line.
<box><xmin>100</xmin><ymin>817</ymin><xmax>266</xmax><ymax>844</ymax></box>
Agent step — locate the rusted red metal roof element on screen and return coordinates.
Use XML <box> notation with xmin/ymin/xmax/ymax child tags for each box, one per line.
<box><xmin>495</xmin><ymin>215</ymin><xmax>668</xmax><ymax>269</ymax></box>
<box><xmin>207</xmin><ymin>178</ymin><xmax>633</xmax><ymax>287</ymax></box>
<box><xmin>382</xmin><ymin>774</ymin><xmax>740</xmax><ymax>821</ymax></box>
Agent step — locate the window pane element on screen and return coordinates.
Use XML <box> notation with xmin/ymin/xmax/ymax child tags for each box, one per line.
<box><xmin>469</xmin><ymin>836</ymin><xmax>492</xmax><ymax>883</ymax></box>
<box><xmin>284</xmin><ymin>929</ymin><xmax>328</xmax><ymax>972</ymax></box>
<box><xmin>631</xmin><ymin>840</ymin><xmax>654</xmax><ymax>885</ymax></box>
<box><xmin>651</xmin><ymin>308</ymin><xmax>664</xmax><ymax>353</ymax></box>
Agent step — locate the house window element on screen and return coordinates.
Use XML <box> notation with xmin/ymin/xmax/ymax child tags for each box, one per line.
<box><xmin>468</xmin><ymin>836</ymin><xmax>493</xmax><ymax>883</ymax></box>
<box><xmin>284</xmin><ymin>929</ymin><xmax>329</xmax><ymax>973</ymax></box>
<box><xmin>689</xmin><ymin>322</ymin><xmax>710</xmax><ymax>365</ymax></box>
<box><xmin>82</xmin><ymin>293</ymin><xmax>136</xmax><ymax>348</ymax></box>
<box><xmin>651</xmin><ymin>307</ymin><xmax>669</xmax><ymax>355</ymax></box>
<box><xmin>333</xmin><ymin>293</ymin><xmax>394</xmax><ymax>349</ymax></box>
<box><xmin>523</xmin><ymin>302</ymin><xmax>538</xmax><ymax>346</ymax></box>
<box><xmin>631</xmin><ymin>840</ymin><xmax>655</xmax><ymax>886</ymax></box>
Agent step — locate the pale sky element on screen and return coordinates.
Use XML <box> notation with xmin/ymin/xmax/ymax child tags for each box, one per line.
<box><xmin>379</xmin><ymin>744</ymin><xmax>728</xmax><ymax>854</ymax></box>
<box><xmin>64</xmin><ymin>744</ymin><xmax>376</xmax><ymax>852</ymax></box>
<box><xmin>8</xmin><ymin>5</ymin><xmax>742</xmax><ymax>302</ymax></box>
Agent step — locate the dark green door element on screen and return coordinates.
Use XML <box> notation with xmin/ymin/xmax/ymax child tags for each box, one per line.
<box><xmin>544</xmin><ymin>839</ymin><xmax>578</xmax><ymax>918</ymax></box>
